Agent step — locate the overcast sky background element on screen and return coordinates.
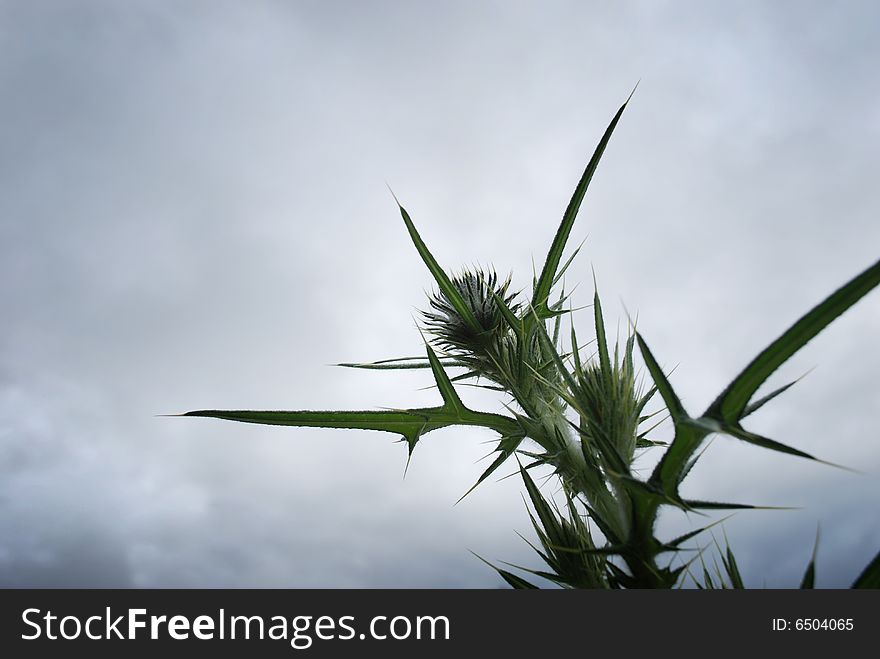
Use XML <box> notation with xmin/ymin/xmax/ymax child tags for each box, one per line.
<box><xmin>1</xmin><ymin>0</ymin><xmax>878</xmax><ymax>588</ymax></box>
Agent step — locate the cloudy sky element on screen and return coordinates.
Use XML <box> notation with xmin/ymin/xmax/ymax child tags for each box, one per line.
<box><xmin>1</xmin><ymin>0</ymin><xmax>878</xmax><ymax>588</ymax></box>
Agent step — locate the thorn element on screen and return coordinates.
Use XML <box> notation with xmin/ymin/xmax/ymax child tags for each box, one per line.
<box><xmin>403</xmin><ymin>438</ymin><xmax>417</xmax><ymax>479</ymax></box>
<box><xmin>385</xmin><ymin>181</ymin><xmax>402</xmax><ymax>207</ymax></box>
<box><xmin>621</xmin><ymin>298</ymin><xmax>636</xmax><ymax>331</ymax></box>
<box><xmin>626</xmin><ymin>79</ymin><xmax>641</xmax><ymax>104</ymax></box>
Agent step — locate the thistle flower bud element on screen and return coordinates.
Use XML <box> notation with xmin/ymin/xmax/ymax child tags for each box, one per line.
<box><xmin>421</xmin><ymin>268</ymin><xmax>519</xmax><ymax>355</ymax></box>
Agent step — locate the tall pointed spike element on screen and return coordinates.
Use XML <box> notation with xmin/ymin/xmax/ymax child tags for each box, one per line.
<box><xmin>532</xmin><ymin>95</ymin><xmax>632</xmax><ymax>317</ymax></box>
<box><xmin>394</xmin><ymin>197</ymin><xmax>483</xmax><ymax>336</ymax></box>
<box><xmin>706</xmin><ymin>258</ymin><xmax>880</xmax><ymax>423</ymax></box>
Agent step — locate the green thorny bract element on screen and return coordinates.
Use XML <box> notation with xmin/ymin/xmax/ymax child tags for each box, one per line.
<box><xmin>183</xmin><ymin>95</ymin><xmax>880</xmax><ymax>589</ymax></box>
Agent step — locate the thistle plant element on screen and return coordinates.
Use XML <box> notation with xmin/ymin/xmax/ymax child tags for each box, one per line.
<box><xmin>183</xmin><ymin>96</ymin><xmax>880</xmax><ymax>589</ymax></box>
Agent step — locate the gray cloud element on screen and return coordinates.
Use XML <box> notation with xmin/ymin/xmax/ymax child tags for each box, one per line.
<box><xmin>1</xmin><ymin>0</ymin><xmax>878</xmax><ymax>588</ymax></box>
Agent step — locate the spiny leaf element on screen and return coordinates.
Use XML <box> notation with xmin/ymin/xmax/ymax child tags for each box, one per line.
<box><xmin>337</xmin><ymin>356</ymin><xmax>465</xmax><ymax>370</ymax></box>
<box><xmin>680</xmin><ymin>438</ymin><xmax>720</xmax><ymax>487</ymax></box>
<box><xmin>664</xmin><ymin>515</ymin><xmax>735</xmax><ymax>550</ymax></box>
<box><xmin>722</xmin><ymin>545</ymin><xmax>745</xmax><ymax>589</ymax></box>
<box><xmin>702</xmin><ymin>566</ymin><xmax>716</xmax><ymax>590</ymax></box>
<box><xmin>740</xmin><ymin>378</ymin><xmax>801</xmax><ymax>419</ymax></box>
<box><xmin>497</xmin><ymin>569</ymin><xmax>540</xmax><ymax>589</ymax></box>
<box><xmin>530</xmin><ymin>307</ymin><xmax>580</xmax><ymax>395</ymax></box>
<box><xmin>181</xmin><ymin>405</ymin><xmax>520</xmax><ymax>457</ymax></box>
<box><xmin>425</xmin><ymin>343</ymin><xmax>465</xmax><ymax>415</ymax></box>
<box><xmin>635</xmin><ymin>385</ymin><xmax>658</xmax><ymax>416</ymax></box>
<box><xmin>396</xmin><ymin>200</ymin><xmax>483</xmax><ymax>337</ymax></box>
<box><xmin>519</xmin><ymin>462</ymin><xmax>564</xmax><ymax>541</ymax></box>
<box><xmin>551</xmin><ymin>237</ymin><xmax>588</xmax><ymax>288</ymax></box>
<box><xmin>180</xmin><ymin>408</ymin><xmax>441</xmax><ymax>448</ymax></box>
<box><xmin>469</xmin><ymin>552</ymin><xmax>540</xmax><ymax>589</ymax></box>
<box><xmin>532</xmin><ymin>94</ymin><xmax>632</xmax><ymax>317</ymax></box>
<box><xmin>681</xmin><ymin>499</ymin><xmax>768</xmax><ymax>511</ymax></box>
<box><xmin>800</xmin><ymin>529</ymin><xmax>820</xmax><ymax>589</ymax></box>
<box><xmin>649</xmin><ymin>421</ymin><xmax>706</xmax><ymax>498</ymax></box>
<box><xmin>593</xmin><ymin>288</ymin><xmax>612</xmax><ymax>384</ymax></box>
<box><xmin>852</xmin><ymin>549</ymin><xmax>880</xmax><ymax>588</ymax></box>
<box><xmin>457</xmin><ymin>434</ymin><xmax>524</xmax><ymax>503</ymax></box>
<box><xmin>492</xmin><ymin>291</ymin><xmax>524</xmax><ymax>339</ymax></box>
<box><xmin>706</xmin><ymin>258</ymin><xmax>880</xmax><ymax>424</ymax></box>
<box><xmin>570</xmin><ymin>319</ymin><xmax>583</xmax><ymax>375</ymax></box>
<box><xmin>498</xmin><ymin>561</ymin><xmax>570</xmax><ymax>586</ymax></box>
<box><xmin>636</xmin><ymin>333</ymin><xmax>687</xmax><ymax>421</ymax></box>
<box><xmin>449</xmin><ymin>370</ymin><xmax>484</xmax><ymax>383</ymax></box>
<box><xmin>718</xmin><ymin>422</ymin><xmax>821</xmax><ymax>463</ymax></box>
